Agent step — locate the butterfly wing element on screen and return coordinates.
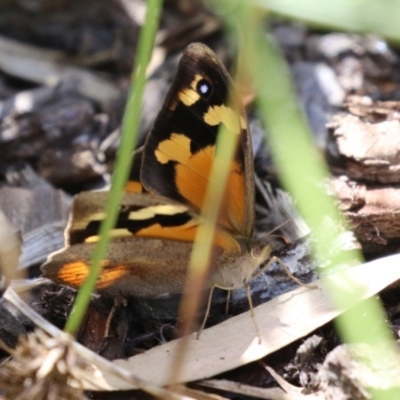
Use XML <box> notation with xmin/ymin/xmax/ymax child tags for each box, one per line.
<box><xmin>41</xmin><ymin>191</ymin><xmax>242</xmax><ymax>296</ymax></box>
<box><xmin>42</xmin><ymin>238</ymin><xmax>196</xmax><ymax>297</ymax></box>
<box><xmin>140</xmin><ymin>43</ymin><xmax>255</xmax><ymax>239</ymax></box>
<box><xmin>66</xmin><ymin>191</ymin><xmax>240</xmax><ymax>253</ymax></box>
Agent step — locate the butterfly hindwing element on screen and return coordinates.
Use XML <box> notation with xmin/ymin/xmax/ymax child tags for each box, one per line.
<box><xmin>42</xmin><ymin>191</ymin><xmax>243</xmax><ymax>296</ymax></box>
<box><xmin>42</xmin><ymin>238</ymin><xmax>195</xmax><ymax>297</ymax></box>
<box><xmin>67</xmin><ymin>191</ymin><xmax>241</xmax><ymax>254</ymax></box>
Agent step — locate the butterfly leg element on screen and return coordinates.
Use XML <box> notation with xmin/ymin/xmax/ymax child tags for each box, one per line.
<box><xmin>244</xmin><ymin>282</ymin><xmax>261</xmax><ymax>343</ymax></box>
<box><xmin>197</xmin><ymin>283</ymin><xmax>261</xmax><ymax>344</ymax></box>
<box><xmin>218</xmin><ymin>282</ymin><xmax>261</xmax><ymax>343</ymax></box>
<box><xmin>225</xmin><ymin>289</ymin><xmax>232</xmax><ymax>316</ymax></box>
<box><xmin>196</xmin><ymin>285</ymin><xmax>218</xmax><ymax>339</ymax></box>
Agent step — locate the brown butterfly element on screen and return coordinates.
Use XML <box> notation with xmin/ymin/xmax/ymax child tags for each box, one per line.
<box><xmin>42</xmin><ymin>43</ymin><xmax>292</xmax><ymax>322</ymax></box>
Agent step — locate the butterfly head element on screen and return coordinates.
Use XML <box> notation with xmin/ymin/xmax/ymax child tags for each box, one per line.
<box><xmin>250</xmin><ymin>241</ymin><xmax>273</xmax><ymax>272</ymax></box>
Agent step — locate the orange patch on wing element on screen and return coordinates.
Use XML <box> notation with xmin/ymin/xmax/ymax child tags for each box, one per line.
<box><xmin>175</xmin><ymin>149</ymin><xmax>246</xmax><ymax>235</ymax></box>
<box><xmin>219</xmin><ymin>162</ymin><xmax>246</xmax><ymax>235</ymax></box>
<box><xmin>212</xmin><ymin>227</ymin><xmax>242</xmax><ymax>254</ymax></box>
<box><xmin>154</xmin><ymin>133</ymin><xmax>247</xmax><ymax>235</ymax></box>
<box><xmin>55</xmin><ymin>261</ymin><xmax>89</xmax><ymax>288</ymax></box>
<box><xmin>138</xmin><ymin>221</ymin><xmax>198</xmax><ymax>240</ymax></box>
<box><xmin>125</xmin><ymin>181</ymin><xmax>143</xmax><ymax>193</ymax></box>
<box><xmin>175</xmin><ymin>147</ymin><xmax>211</xmax><ymax>210</ymax></box>
<box><xmin>97</xmin><ymin>264</ymin><xmax>132</xmax><ymax>289</ymax></box>
<box><xmin>55</xmin><ymin>261</ymin><xmax>131</xmax><ymax>290</ymax></box>
<box><xmin>154</xmin><ymin>134</ymin><xmax>213</xmax><ymax>209</ymax></box>
<box><xmin>136</xmin><ymin>222</ymin><xmax>241</xmax><ymax>254</ymax></box>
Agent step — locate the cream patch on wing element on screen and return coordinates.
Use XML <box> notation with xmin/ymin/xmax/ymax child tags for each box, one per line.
<box><xmin>128</xmin><ymin>204</ymin><xmax>189</xmax><ymax>220</ymax></box>
<box><xmin>155</xmin><ymin>133</ymin><xmax>193</xmax><ymax>164</ymax></box>
<box><xmin>178</xmin><ymin>74</ymin><xmax>203</xmax><ymax>106</ymax></box>
<box><xmin>85</xmin><ymin>229</ymin><xmax>133</xmax><ymax>243</ymax></box>
<box><xmin>203</xmin><ymin>105</ymin><xmax>246</xmax><ymax>134</ymax></box>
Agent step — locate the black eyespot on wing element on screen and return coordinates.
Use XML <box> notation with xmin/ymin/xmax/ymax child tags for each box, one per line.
<box><xmin>196</xmin><ymin>78</ymin><xmax>212</xmax><ymax>99</ymax></box>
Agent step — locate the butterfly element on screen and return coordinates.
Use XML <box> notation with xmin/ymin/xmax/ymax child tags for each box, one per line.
<box><xmin>41</xmin><ymin>43</ymin><xmax>275</xmax><ymax>309</ymax></box>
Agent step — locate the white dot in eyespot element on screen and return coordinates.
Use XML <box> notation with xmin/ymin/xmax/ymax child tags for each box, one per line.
<box><xmin>199</xmin><ymin>82</ymin><xmax>210</xmax><ymax>95</ymax></box>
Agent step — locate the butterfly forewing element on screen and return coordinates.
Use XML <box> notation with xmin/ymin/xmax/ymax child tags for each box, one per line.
<box><xmin>141</xmin><ymin>43</ymin><xmax>255</xmax><ymax>239</ymax></box>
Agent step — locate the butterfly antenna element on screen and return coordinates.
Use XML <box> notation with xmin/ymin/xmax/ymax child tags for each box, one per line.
<box><xmin>257</xmin><ymin>217</ymin><xmax>294</xmax><ymax>245</ymax></box>
<box><xmin>266</xmin><ymin>217</ymin><xmax>294</xmax><ymax>237</ymax></box>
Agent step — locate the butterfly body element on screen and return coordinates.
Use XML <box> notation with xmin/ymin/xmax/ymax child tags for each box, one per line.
<box><xmin>41</xmin><ymin>43</ymin><xmax>272</xmax><ymax>300</ymax></box>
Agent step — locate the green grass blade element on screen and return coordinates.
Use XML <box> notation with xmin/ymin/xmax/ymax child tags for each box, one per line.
<box><xmin>64</xmin><ymin>0</ymin><xmax>163</xmax><ymax>335</ymax></box>
<box><xmin>253</xmin><ymin>0</ymin><xmax>400</xmax><ymax>42</ymax></box>
<box><xmin>211</xmin><ymin>1</ymin><xmax>400</xmax><ymax>396</ymax></box>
